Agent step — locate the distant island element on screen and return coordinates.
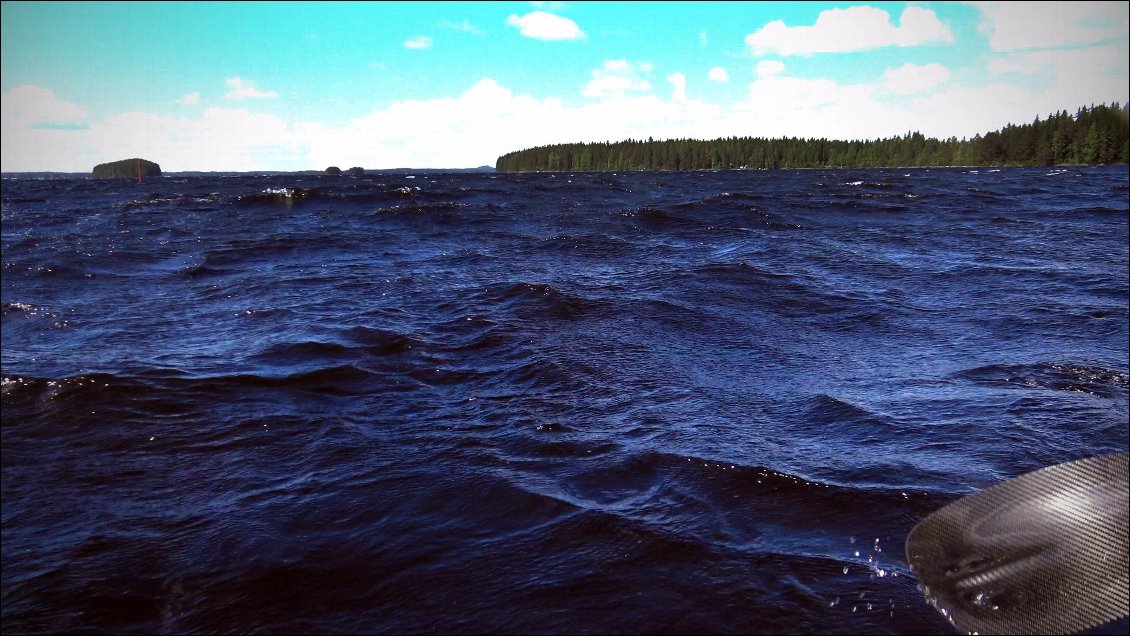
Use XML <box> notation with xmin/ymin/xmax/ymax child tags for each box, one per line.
<box><xmin>92</xmin><ymin>158</ymin><xmax>161</xmax><ymax>179</ymax></box>
<box><xmin>496</xmin><ymin>103</ymin><xmax>1128</xmax><ymax>172</ymax></box>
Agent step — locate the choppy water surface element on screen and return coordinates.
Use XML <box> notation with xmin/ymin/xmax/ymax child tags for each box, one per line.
<box><xmin>3</xmin><ymin>167</ymin><xmax>1127</xmax><ymax>634</ymax></box>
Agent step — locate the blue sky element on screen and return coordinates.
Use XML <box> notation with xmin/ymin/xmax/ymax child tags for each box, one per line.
<box><xmin>2</xmin><ymin>1</ymin><xmax>1127</xmax><ymax>171</ymax></box>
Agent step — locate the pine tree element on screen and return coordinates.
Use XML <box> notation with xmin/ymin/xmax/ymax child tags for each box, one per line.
<box><xmin>1083</xmin><ymin>123</ymin><xmax>1100</xmax><ymax>164</ymax></box>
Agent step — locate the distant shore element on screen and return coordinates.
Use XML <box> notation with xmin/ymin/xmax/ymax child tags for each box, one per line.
<box><xmin>2</xmin><ymin>162</ymin><xmax>1124</xmax><ymax>180</ymax></box>
<box><xmin>496</xmin><ymin>103</ymin><xmax>1128</xmax><ymax>172</ymax></box>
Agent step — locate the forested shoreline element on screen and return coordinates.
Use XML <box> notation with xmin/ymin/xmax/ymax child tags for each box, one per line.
<box><xmin>496</xmin><ymin>103</ymin><xmax>1129</xmax><ymax>172</ymax></box>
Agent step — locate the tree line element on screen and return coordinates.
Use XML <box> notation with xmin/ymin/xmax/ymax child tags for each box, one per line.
<box><xmin>496</xmin><ymin>102</ymin><xmax>1129</xmax><ymax>172</ymax></box>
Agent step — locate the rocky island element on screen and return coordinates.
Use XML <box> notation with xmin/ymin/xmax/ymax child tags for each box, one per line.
<box><xmin>92</xmin><ymin>158</ymin><xmax>162</xmax><ymax>179</ymax></box>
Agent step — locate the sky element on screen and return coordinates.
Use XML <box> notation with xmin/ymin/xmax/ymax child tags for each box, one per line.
<box><xmin>1</xmin><ymin>1</ymin><xmax>1127</xmax><ymax>172</ymax></box>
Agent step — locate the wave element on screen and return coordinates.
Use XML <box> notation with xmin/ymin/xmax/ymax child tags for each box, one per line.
<box><xmin>691</xmin><ymin>260</ymin><xmax>799</xmax><ymax>284</ymax></box>
<box><xmin>802</xmin><ymin>393</ymin><xmax>892</xmax><ymax>427</ymax></box>
<box><xmin>952</xmin><ymin>362</ymin><xmax>1129</xmax><ymax>398</ymax></box>
<box><xmin>176</xmin><ymin>233</ymin><xmax>356</xmax><ymax>277</ymax></box>
<box><xmin>121</xmin><ymin>193</ymin><xmax>223</xmax><ymax>210</ymax></box>
<box><xmin>2</xmin><ymin>196</ymin><xmax>49</xmax><ymax>203</ymax></box>
<box><xmin>744</xmin><ymin>209</ymin><xmax>806</xmax><ymax>230</ymax></box>
<box><xmin>683</xmin><ymin>262</ymin><xmax>878</xmax><ymax>319</ymax></box>
<box><xmin>2</xmin><ymin>300</ymin><xmax>51</xmax><ymax>316</ymax></box>
<box><xmin>340</xmin><ymin>325</ymin><xmax>421</xmax><ymax>356</ymax></box>
<box><xmin>701</xmin><ymin>191</ymin><xmax>771</xmax><ymax>203</ymax></box>
<box><xmin>471</xmin><ymin>281</ymin><xmax>610</xmax><ymax>320</ymax></box>
<box><xmin>618</xmin><ymin>201</ymin><xmax>805</xmax><ymax>232</ymax></box>
<box><xmin>0</xmin><ymin>363</ymin><xmax>392</xmax><ymax>413</ymax></box>
<box><xmin>1070</xmin><ymin>204</ymin><xmax>1127</xmax><ymax>215</ymax></box>
<box><xmin>233</xmin><ymin>187</ymin><xmax>320</xmax><ymax>206</ymax></box>
<box><xmin>616</xmin><ymin>206</ymin><xmax>697</xmax><ymax>228</ymax></box>
<box><xmin>232</xmin><ymin>184</ymin><xmax>449</xmax><ymax>208</ymax></box>
<box><xmin>374</xmin><ymin>201</ymin><xmax>465</xmax><ymax>218</ymax></box>
<box><xmin>530</xmin><ymin>232</ymin><xmax>638</xmax><ymax>259</ymax></box>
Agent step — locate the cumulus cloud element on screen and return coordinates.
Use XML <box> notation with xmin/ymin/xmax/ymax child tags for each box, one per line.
<box><xmin>738</xmin><ymin>63</ymin><xmax>1074</xmax><ymax>143</ymax></box>
<box><xmin>506</xmin><ymin>11</ymin><xmax>584</xmax><ymax>40</ymax></box>
<box><xmin>974</xmin><ymin>1</ymin><xmax>1129</xmax><ymax>51</ymax></box>
<box><xmin>988</xmin><ymin>57</ymin><xmax>1039</xmax><ymax>75</ymax></box>
<box><xmin>756</xmin><ymin>60</ymin><xmax>786</xmax><ymax>78</ymax></box>
<box><xmin>94</xmin><ymin>107</ymin><xmax>303</xmax><ymax>171</ymax></box>
<box><xmin>709</xmin><ymin>67</ymin><xmax>729</xmax><ymax>82</ymax></box>
<box><xmin>997</xmin><ymin>43</ymin><xmax>1129</xmax><ymax>81</ymax></box>
<box><xmin>1</xmin><ymin>96</ymin><xmax>306</xmax><ymax>172</ymax></box>
<box><xmin>988</xmin><ymin>44</ymin><xmax>1129</xmax><ymax>110</ymax></box>
<box><xmin>746</xmin><ymin>6</ymin><xmax>952</xmax><ymax>56</ymax></box>
<box><xmin>882</xmin><ymin>63</ymin><xmax>951</xmax><ymax>95</ymax></box>
<box><xmin>2</xmin><ymin>85</ymin><xmax>87</xmax><ymax>171</ymax></box>
<box><xmin>300</xmin><ymin>77</ymin><xmax>742</xmax><ymax>169</ymax></box>
<box><xmin>908</xmin><ymin>83</ymin><xmax>1048</xmax><ymax>139</ymax></box>
<box><xmin>224</xmin><ymin>76</ymin><xmax>278</xmax><ymax>100</ymax></box>
<box><xmin>750</xmin><ymin>74</ymin><xmax>870</xmax><ymax>113</ymax></box>
<box><xmin>2</xmin><ymin>85</ymin><xmax>88</xmax><ymax>130</ymax></box>
<box><xmin>178</xmin><ymin>91</ymin><xmax>201</xmax><ymax>106</ymax></box>
<box><xmin>741</xmin><ymin>71</ymin><xmax>917</xmax><ymax>140</ymax></box>
<box><xmin>668</xmin><ymin>72</ymin><xmax>687</xmax><ymax>102</ymax></box>
<box><xmin>8</xmin><ymin>79</ymin><xmax>724</xmax><ymax>171</ymax></box>
<box><xmin>583</xmin><ymin>59</ymin><xmax>653</xmax><ymax>98</ymax></box>
<box><xmin>301</xmin><ymin>78</ymin><xmax>543</xmax><ymax>169</ymax></box>
<box><xmin>404</xmin><ymin>36</ymin><xmax>433</xmax><ymax>49</ymax></box>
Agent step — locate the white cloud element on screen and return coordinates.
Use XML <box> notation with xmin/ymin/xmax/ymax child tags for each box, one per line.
<box><xmin>974</xmin><ymin>1</ymin><xmax>1129</xmax><ymax>51</ymax></box>
<box><xmin>1</xmin><ymin>95</ymin><xmax>306</xmax><ymax>172</ymax></box>
<box><xmin>668</xmin><ymin>72</ymin><xmax>687</xmax><ymax>102</ymax></box>
<box><xmin>988</xmin><ymin>57</ymin><xmax>1038</xmax><ymax>75</ymax></box>
<box><xmin>883</xmin><ymin>63</ymin><xmax>951</xmax><ymax>95</ymax></box>
<box><xmin>506</xmin><ymin>11</ymin><xmax>584</xmax><ymax>40</ymax></box>
<box><xmin>708</xmin><ymin>67</ymin><xmax>730</xmax><ymax>82</ymax></box>
<box><xmin>6</xmin><ymin>78</ymin><xmax>719</xmax><ymax>171</ymax></box>
<box><xmin>1</xmin><ymin>85</ymin><xmax>88</xmax><ymax>129</ymax></box>
<box><xmin>178</xmin><ymin>91</ymin><xmax>201</xmax><ymax>106</ymax></box>
<box><xmin>746</xmin><ymin>6</ymin><xmax>952</xmax><ymax>56</ymax></box>
<box><xmin>302</xmin><ymin>78</ymin><xmax>565</xmax><ymax>169</ymax></box>
<box><xmin>895</xmin><ymin>6</ymin><xmax>955</xmax><ymax>46</ymax></box>
<box><xmin>299</xmin><ymin>77</ymin><xmax>745</xmax><ymax>170</ymax></box>
<box><xmin>756</xmin><ymin>60</ymin><xmax>786</xmax><ymax>78</ymax></box>
<box><xmin>583</xmin><ymin>59</ymin><xmax>653</xmax><ymax>98</ymax></box>
<box><xmin>92</xmin><ymin>107</ymin><xmax>304</xmax><ymax>171</ymax></box>
<box><xmin>442</xmin><ymin>20</ymin><xmax>482</xmax><ymax>34</ymax></box>
<box><xmin>987</xmin><ymin>44</ymin><xmax>1129</xmax><ymax>111</ymax></box>
<box><xmin>224</xmin><ymin>76</ymin><xmax>278</xmax><ymax>100</ymax></box>
<box><xmin>738</xmin><ymin>72</ymin><xmax>926</xmax><ymax>141</ymax></box>
<box><xmin>2</xmin><ymin>85</ymin><xmax>89</xmax><ymax>171</ymax></box>
<box><xmin>404</xmin><ymin>36</ymin><xmax>433</xmax><ymax>49</ymax></box>
<box><xmin>909</xmin><ymin>83</ymin><xmax>1048</xmax><ymax>139</ymax></box>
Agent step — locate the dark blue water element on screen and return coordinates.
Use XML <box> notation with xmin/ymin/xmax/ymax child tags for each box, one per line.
<box><xmin>2</xmin><ymin>167</ymin><xmax>1127</xmax><ymax>634</ymax></box>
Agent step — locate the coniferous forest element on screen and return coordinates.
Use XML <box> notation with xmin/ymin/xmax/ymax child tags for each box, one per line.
<box><xmin>496</xmin><ymin>103</ymin><xmax>1129</xmax><ymax>172</ymax></box>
